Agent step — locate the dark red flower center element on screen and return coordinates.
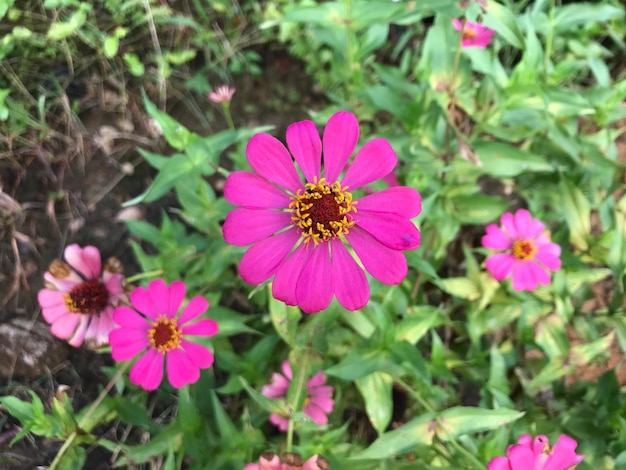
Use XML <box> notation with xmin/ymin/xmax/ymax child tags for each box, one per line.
<box><xmin>64</xmin><ymin>280</ymin><xmax>109</xmax><ymax>314</ymax></box>
<box><xmin>149</xmin><ymin>316</ymin><xmax>182</xmax><ymax>353</ymax></box>
<box><xmin>512</xmin><ymin>239</ymin><xmax>537</xmax><ymax>261</ymax></box>
<box><xmin>290</xmin><ymin>178</ymin><xmax>357</xmax><ymax>245</ymax></box>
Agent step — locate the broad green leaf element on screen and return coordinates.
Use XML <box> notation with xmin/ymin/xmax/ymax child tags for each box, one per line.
<box><xmin>474</xmin><ymin>141</ymin><xmax>553</xmax><ymax>176</ymax></box>
<box><xmin>437</xmin><ymin>277</ymin><xmax>480</xmax><ymax>301</ymax></box>
<box><xmin>483</xmin><ymin>1</ymin><xmax>524</xmax><ymax>49</ymax></box>
<box><xmin>325</xmin><ymin>349</ymin><xmax>403</xmax><ymax>381</ymax></box>
<box><xmin>58</xmin><ymin>445</ymin><xmax>86</xmax><ymax>470</ymax></box>
<box><xmin>165</xmin><ymin>49</ymin><xmax>197</xmax><ymax>65</ymax></box>
<box><xmin>558</xmin><ymin>178</ymin><xmax>591</xmax><ymax>251</ymax></box>
<box><xmin>123</xmin><ymin>53</ymin><xmax>145</xmax><ymax>76</ymax></box>
<box><xmin>394</xmin><ymin>306</ymin><xmax>443</xmax><ymax>345</ymax></box>
<box><xmin>535</xmin><ymin>314</ymin><xmax>569</xmax><ymax>359</ymax></box>
<box><xmin>103</xmin><ymin>36</ymin><xmax>119</xmax><ymax>58</ymax></box>
<box><xmin>142</xmin><ymin>90</ymin><xmax>191</xmax><ymax>150</ymax></box>
<box><xmin>269</xmin><ymin>294</ymin><xmax>301</xmax><ymax>347</ymax></box>
<box><xmin>435</xmin><ymin>407</ymin><xmax>525</xmax><ymax>440</ymax></box>
<box><xmin>0</xmin><ymin>394</ymin><xmax>34</xmax><ymax>423</ymax></box>
<box><xmin>451</xmin><ymin>194</ymin><xmax>508</xmax><ymax>224</ymax></box>
<box><xmin>553</xmin><ymin>3</ymin><xmax>623</xmax><ymax>31</ymax></box>
<box><xmin>571</xmin><ymin>331</ymin><xmax>615</xmax><ymax>366</ymax></box>
<box><xmin>355</xmin><ymin>372</ymin><xmax>393</xmax><ymax>435</ymax></box>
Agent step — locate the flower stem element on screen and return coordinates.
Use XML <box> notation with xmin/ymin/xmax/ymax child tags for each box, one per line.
<box><xmin>285</xmin><ymin>351</ymin><xmax>310</xmax><ymax>453</ymax></box>
<box><xmin>126</xmin><ymin>269</ymin><xmax>164</xmax><ymax>284</ymax></box>
<box><xmin>48</xmin><ymin>362</ymin><xmax>130</xmax><ymax>470</ymax></box>
<box><xmin>222</xmin><ymin>103</ymin><xmax>235</xmax><ymax>130</ymax></box>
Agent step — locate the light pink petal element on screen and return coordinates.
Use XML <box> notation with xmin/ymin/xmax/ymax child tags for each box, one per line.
<box><xmin>243</xmin><ymin>464</ymin><xmax>259</xmax><ymax>470</ymax></box>
<box><xmin>272</xmin><ymin>243</ymin><xmax>312</xmax><ymax>306</ymax></box>
<box><xmin>485</xmin><ymin>253</ymin><xmax>516</xmax><ymax>281</ymax></box>
<box><xmin>487</xmin><ymin>457</ymin><xmax>511</xmax><ymax>470</ymax></box>
<box><xmin>355</xmin><ymin>211</ymin><xmax>420</xmax><ymax>250</ymax></box>
<box><xmin>347</xmin><ymin>227</ymin><xmax>408</xmax><ymax>284</ymax></box>
<box><xmin>224</xmin><ymin>171</ymin><xmax>291</xmax><ymax>209</ymax></box>
<box><xmin>113</xmin><ymin>306</ymin><xmax>151</xmax><ymax>329</ymax></box>
<box><xmin>546</xmin><ymin>435</ymin><xmax>585</xmax><ymax>469</ymax></box>
<box><xmin>511</xmin><ymin>263</ymin><xmax>538</xmax><ymax>291</ymax></box>
<box><xmin>303</xmin><ymin>456</ymin><xmax>325</xmax><ymax>470</ymax></box>
<box><xmin>67</xmin><ymin>316</ymin><xmax>90</xmax><ymax>347</ymax></box>
<box><xmin>38</xmin><ymin>290</ymin><xmax>65</xmax><ymax>308</ymax></box>
<box><xmin>89</xmin><ymin>309</ymin><xmax>116</xmax><ymax>346</ymax></box>
<box><xmin>330</xmin><ymin>239</ymin><xmax>369</xmax><ymax>311</ymax></box>
<box><xmin>535</xmin><ymin>249</ymin><xmax>561</xmax><ymax>271</ymax></box>
<box><xmin>182</xmin><ymin>318</ymin><xmax>219</xmax><ymax>337</ymax></box>
<box><xmin>307</xmin><ymin>371</ymin><xmax>326</xmax><ymax>388</ymax></box>
<box><xmin>64</xmin><ymin>244</ymin><xmax>101</xmax><ymax>279</ymax></box>
<box><xmin>166</xmin><ymin>348</ymin><xmax>200</xmax><ymax>388</ymax></box>
<box><xmin>303</xmin><ymin>402</ymin><xmax>329</xmax><ymax>424</ymax></box>
<box><xmin>239</xmin><ymin>229</ymin><xmax>300</xmax><ymax>284</ymax></box>
<box><xmin>310</xmin><ymin>394</ymin><xmax>334</xmax><ymax>414</ymax></box>
<box><xmin>452</xmin><ymin>18</ymin><xmax>463</xmax><ymax>31</ymax></box>
<box><xmin>104</xmin><ymin>273</ymin><xmax>124</xmax><ymax>296</ymax></box>
<box><xmin>501</xmin><ymin>212</ymin><xmax>519</xmax><ymax>239</ymax></box>
<box><xmin>356</xmin><ymin>187</ymin><xmax>422</xmax><ymax>218</ymax></box>
<box><xmin>309</xmin><ymin>384</ymin><xmax>333</xmax><ymax>398</ymax></box>
<box><xmin>168</xmin><ymin>281</ymin><xmax>186</xmax><ymax>316</ymax></box>
<box><xmin>295</xmin><ymin>244</ymin><xmax>334</xmax><ymax>313</ymax></box>
<box><xmin>286</xmin><ymin>120</ymin><xmax>322</xmax><ymax>183</ymax></box>
<box><xmin>512</xmin><ymin>209</ymin><xmax>532</xmax><ymax>239</ymax></box>
<box><xmin>130</xmin><ymin>348</ymin><xmax>164</xmax><ymax>391</ymax></box>
<box><xmin>517</xmin><ymin>435</ymin><xmax>533</xmax><ymax>449</ymax></box>
<box><xmin>246</xmin><ymin>133</ymin><xmax>303</xmax><ymax>193</ymax></box>
<box><xmin>281</xmin><ymin>360</ymin><xmax>293</xmax><ymax>379</ymax></box>
<box><xmin>130</xmin><ymin>286</ymin><xmax>159</xmax><ymax>320</ymax></box>
<box><xmin>323</xmin><ymin>111</ymin><xmax>359</xmax><ymax>183</ymax></box>
<box><xmin>50</xmin><ymin>313</ymin><xmax>80</xmax><ymax>340</ymax></box>
<box><xmin>269</xmin><ymin>413</ymin><xmax>289</xmax><ymax>431</ymax></box>
<box><xmin>43</xmin><ymin>271</ymin><xmax>82</xmax><ymax>291</ymax></box>
<box><xmin>109</xmin><ymin>328</ymin><xmax>150</xmax><ymax>360</ymax></box>
<box><xmin>482</xmin><ymin>223</ymin><xmax>513</xmax><ymax>250</ymax></box>
<box><xmin>506</xmin><ymin>445</ymin><xmax>535</xmax><ymax>470</ymax></box>
<box><xmin>527</xmin><ymin>261</ymin><xmax>551</xmax><ymax>286</ymax></box>
<box><xmin>222</xmin><ymin>208</ymin><xmax>292</xmax><ymax>246</ymax></box>
<box><xmin>41</xmin><ymin>304</ymin><xmax>72</xmax><ymax>324</ymax></box>
<box><xmin>178</xmin><ymin>296</ymin><xmax>209</xmax><ymax>325</ymax></box>
<box><xmin>180</xmin><ymin>339</ymin><xmax>214</xmax><ymax>369</ymax></box>
<box><xmin>262</xmin><ymin>374</ymin><xmax>289</xmax><ymax>398</ymax></box>
<box><xmin>147</xmin><ymin>279</ymin><xmax>170</xmax><ymax>317</ymax></box>
<box><xmin>341</xmin><ymin>138</ymin><xmax>397</xmax><ymax>190</ymax></box>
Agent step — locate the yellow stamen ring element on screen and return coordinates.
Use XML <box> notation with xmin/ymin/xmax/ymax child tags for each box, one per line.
<box><xmin>149</xmin><ymin>315</ymin><xmax>182</xmax><ymax>353</ymax></box>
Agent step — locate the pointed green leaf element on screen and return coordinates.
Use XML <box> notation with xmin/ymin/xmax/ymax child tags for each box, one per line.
<box><xmin>355</xmin><ymin>372</ymin><xmax>393</xmax><ymax>435</ymax></box>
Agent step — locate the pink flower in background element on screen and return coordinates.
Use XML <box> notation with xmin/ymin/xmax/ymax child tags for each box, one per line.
<box><xmin>487</xmin><ymin>434</ymin><xmax>584</xmax><ymax>470</ymax></box>
<box><xmin>38</xmin><ymin>244</ymin><xmax>126</xmax><ymax>348</ymax></box>
<box><xmin>243</xmin><ymin>453</ymin><xmax>328</xmax><ymax>470</ymax></box>
<box><xmin>208</xmin><ymin>85</ymin><xmax>235</xmax><ymax>103</ymax></box>
<box><xmin>109</xmin><ymin>279</ymin><xmax>218</xmax><ymax>390</ymax></box>
<box><xmin>262</xmin><ymin>360</ymin><xmax>334</xmax><ymax>432</ymax></box>
<box><xmin>452</xmin><ymin>18</ymin><xmax>495</xmax><ymax>48</ymax></box>
<box><xmin>222</xmin><ymin>111</ymin><xmax>421</xmax><ymax>313</ymax></box>
<box><xmin>482</xmin><ymin>209</ymin><xmax>561</xmax><ymax>291</ymax></box>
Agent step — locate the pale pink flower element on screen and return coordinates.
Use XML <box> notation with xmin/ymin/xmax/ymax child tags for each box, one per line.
<box><xmin>262</xmin><ymin>360</ymin><xmax>334</xmax><ymax>432</ymax></box>
<box><xmin>37</xmin><ymin>244</ymin><xmax>126</xmax><ymax>348</ymax></box>
<box><xmin>243</xmin><ymin>453</ymin><xmax>328</xmax><ymax>470</ymax></box>
<box><xmin>452</xmin><ymin>18</ymin><xmax>495</xmax><ymax>48</ymax></box>
<box><xmin>222</xmin><ymin>111</ymin><xmax>421</xmax><ymax>313</ymax></box>
<box><xmin>109</xmin><ymin>279</ymin><xmax>218</xmax><ymax>390</ymax></box>
<box><xmin>482</xmin><ymin>209</ymin><xmax>561</xmax><ymax>291</ymax></box>
<box><xmin>208</xmin><ymin>85</ymin><xmax>235</xmax><ymax>103</ymax></box>
<box><xmin>487</xmin><ymin>434</ymin><xmax>584</xmax><ymax>470</ymax></box>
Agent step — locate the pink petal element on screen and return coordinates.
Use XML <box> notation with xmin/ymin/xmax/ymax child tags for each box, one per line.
<box><xmin>38</xmin><ymin>289</ymin><xmax>65</xmax><ymax>308</ymax></box>
<box><xmin>323</xmin><ymin>111</ymin><xmax>359</xmax><ymax>182</ymax></box>
<box><xmin>310</xmin><ymin>394</ymin><xmax>334</xmax><ymax>414</ymax></box>
<box><xmin>262</xmin><ymin>373</ymin><xmax>289</xmax><ymax>398</ymax></box>
<box><xmin>130</xmin><ymin>286</ymin><xmax>159</xmax><ymax>320</ymax></box>
<box><xmin>182</xmin><ymin>318</ymin><xmax>219</xmax><ymax>337</ymax></box>
<box><xmin>355</xmin><ymin>211</ymin><xmax>420</xmax><ymax>250</ymax></box>
<box><xmin>166</xmin><ymin>348</ymin><xmax>200</xmax><ymax>388</ymax></box>
<box><xmin>347</xmin><ymin>227</ymin><xmax>408</xmax><ymax>284</ymax></box>
<box><xmin>104</xmin><ymin>272</ymin><xmax>124</xmax><ymax>296</ymax></box>
<box><xmin>330</xmin><ymin>239</ymin><xmax>369</xmax><ymax>311</ymax></box>
<box><xmin>239</xmin><ymin>229</ymin><xmax>300</xmax><ymax>284</ymax></box>
<box><xmin>148</xmin><ymin>279</ymin><xmax>170</xmax><ymax>317</ymax></box>
<box><xmin>452</xmin><ymin>18</ymin><xmax>463</xmax><ymax>31</ymax></box>
<box><xmin>43</xmin><ymin>271</ymin><xmax>82</xmax><ymax>291</ymax></box>
<box><xmin>130</xmin><ymin>348</ymin><xmax>164</xmax><ymax>391</ymax></box>
<box><xmin>512</xmin><ymin>209</ymin><xmax>532</xmax><ymax>239</ymax></box>
<box><xmin>281</xmin><ymin>360</ymin><xmax>293</xmax><ymax>379</ymax></box>
<box><xmin>511</xmin><ymin>263</ymin><xmax>538</xmax><ymax>291</ymax></box>
<box><xmin>243</xmin><ymin>465</ymin><xmax>259</xmax><ymax>470</ymax></box>
<box><xmin>482</xmin><ymin>224</ymin><xmax>513</xmax><ymax>250</ymax></box>
<box><xmin>113</xmin><ymin>306</ymin><xmax>151</xmax><ymax>328</ymax></box>
<box><xmin>272</xmin><ymin>243</ymin><xmax>312</xmax><ymax>306</ymax></box>
<box><xmin>527</xmin><ymin>261</ymin><xmax>551</xmax><ymax>286</ymax></box>
<box><xmin>295</xmin><ymin>244</ymin><xmax>334</xmax><ymax>313</ymax></box>
<box><xmin>224</xmin><ymin>171</ymin><xmax>291</xmax><ymax>209</ymax></box>
<box><xmin>356</xmin><ymin>187</ymin><xmax>422</xmax><ymax>218</ymax></box>
<box><xmin>303</xmin><ymin>402</ymin><xmax>329</xmax><ymax>424</ymax></box>
<box><xmin>307</xmin><ymin>371</ymin><xmax>326</xmax><ymax>388</ymax></box>
<box><xmin>546</xmin><ymin>435</ymin><xmax>585</xmax><ymax>469</ymax></box>
<box><xmin>68</xmin><ymin>316</ymin><xmax>90</xmax><ymax>347</ymax></box>
<box><xmin>535</xmin><ymin>243</ymin><xmax>562</xmax><ymax>271</ymax></box>
<box><xmin>486</xmin><ymin>457</ymin><xmax>511</xmax><ymax>470</ymax></box>
<box><xmin>178</xmin><ymin>296</ymin><xmax>209</xmax><ymax>325</ymax></box>
<box><xmin>50</xmin><ymin>314</ymin><xmax>80</xmax><ymax>340</ymax></box>
<box><xmin>341</xmin><ymin>138</ymin><xmax>397</xmax><ymax>190</ymax></box>
<box><xmin>269</xmin><ymin>413</ymin><xmax>289</xmax><ymax>431</ymax></box>
<box><xmin>485</xmin><ymin>253</ymin><xmax>516</xmax><ymax>281</ymax></box>
<box><xmin>91</xmin><ymin>308</ymin><xmax>116</xmax><ymax>346</ymax></box>
<box><xmin>506</xmin><ymin>445</ymin><xmax>535</xmax><ymax>470</ymax></box>
<box><xmin>246</xmin><ymin>133</ymin><xmax>303</xmax><ymax>193</ymax></box>
<box><xmin>41</xmin><ymin>303</ymin><xmax>72</xmax><ymax>324</ymax></box>
<box><xmin>168</xmin><ymin>281</ymin><xmax>186</xmax><ymax>316</ymax></box>
<box><xmin>109</xmin><ymin>328</ymin><xmax>150</xmax><ymax>360</ymax></box>
<box><xmin>501</xmin><ymin>212</ymin><xmax>519</xmax><ymax>239</ymax></box>
<box><xmin>286</xmin><ymin>120</ymin><xmax>322</xmax><ymax>183</ymax></box>
<box><xmin>303</xmin><ymin>456</ymin><xmax>325</xmax><ymax>470</ymax></box>
<box><xmin>181</xmin><ymin>339</ymin><xmax>214</xmax><ymax>369</ymax></box>
<box><xmin>64</xmin><ymin>244</ymin><xmax>101</xmax><ymax>279</ymax></box>
<box><xmin>222</xmin><ymin>208</ymin><xmax>292</xmax><ymax>246</ymax></box>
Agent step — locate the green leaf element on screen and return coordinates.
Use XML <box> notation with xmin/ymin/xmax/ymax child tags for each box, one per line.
<box><xmin>437</xmin><ymin>277</ymin><xmax>480</xmax><ymax>301</ymax></box>
<box><xmin>103</xmin><ymin>35</ymin><xmax>119</xmax><ymax>58</ymax></box>
<box><xmin>165</xmin><ymin>49</ymin><xmax>197</xmax><ymax>65</ymax></box>
<box><xmin>355</xmin><ymin>372</ymin><xmax>393</xmax><ymax>435</ymax></box>
<box><xmin>325</xmin><ymin>349</ymin><xmax>403</xmax><ymax>381</ymax></box>
<box><xmin>557</xmin><ymin>178</ymin><xmax>591</xmax><ymax>251</ymax></box>
<box><xmin>142</xmin><ymin>90</ymin><xmax>191</xmax><ymax>151</ymax></box>
<box><xmin>435</xmin><ymin>407</ymin><xmax>525</xmax><ymax>440</ymax></box>
<box><xmin>553</xmin><ymin>3</ymin><xmax>623</xmax><ymax>31</ymax></box>
<box><xmin>451</xmin><ymin>194</ymin><xmax>507</xmax><ymax>224</ymax></box>
<box><xmin>474</xmin><ymin>141</ymin><xmax>553</xmax><ymax>176</ymax></box>
<box><xmin>394</xmin><ymin>306</ymin><xmax>444</xmax><ymax>345</ymax></box>
<box><xmin>47</xmin><ymin>21</ymin><xmax>77</xmax><ymax>40</ymax></box>
<box><xmin>269</xmin><ymin>294</ymin><xmax>301</xmax><ymax>347</ymax></box>
<box><xmin>58</xmin><ymin>445</ymin><xmax>86</xmax><ymax>470</ymax></box>
<box><xmin>0</xmin><ymin>395</ymin><xmax>34</xmax><ymax>423</ymax></box>
<box><xmin>177</xmin><ymin>386</ymin><xmax>201</xmax><ymax>432</ymax></box>
<box><xmin>483</xmin><ymin>0</ymin><xmax>524</xmax><ymax>49</ymax></box>
<box><xmin>123</xmin><ymin>53</ymin><xmax>145</xmax><ymax>76</ymax></box>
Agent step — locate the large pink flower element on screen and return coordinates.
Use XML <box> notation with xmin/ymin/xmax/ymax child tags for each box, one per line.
<box><xmin>487</xmin><ymin>434</ymin><xmax>584</xmax><ymax>470</ymax></box>
<box><xmin>452</xmin><ymin>18</ymin><xmax>495</xmax><ymax>48</ymax></box>
<box><xmin>243</xmin><ymin>453</ymin><xmax>328</xmax><ymax>470</ymax></box>
<box><xmin>109</xmin><ymin>279</ymin><xmax>218</xmax><ymax>390</ymax></box>
<box><xmin>222</xmin><ymin>111</ymin><xmax>421</xmax><ymax>313</ymax></box>
<box><xmin>262</xmin><ymin>360</ymin><xmax>334</xmax><ymax>432</ymax></box>
<box><xmin>37</xmin><ymin>244</ymin><xmax>127</xmax><ymax>348</ymax></box>
<box><xmin>482</xmin><ymin>209</ymin><xmax>561</xmax><ymax>291</ymax></box>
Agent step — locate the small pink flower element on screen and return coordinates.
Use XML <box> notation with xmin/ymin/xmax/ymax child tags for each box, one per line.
<box><xmin>208</xmin><ymin>85</ymin><xmax>235</xmax><ymax>103</ymax></box>
<box><xmin>222</xmin><ymin>110</ymin><xmax>421</xmax><ymax>313</ymax></box>
<box><xmin>109</xmin><ymin>279</ymin><xmax>218</xmax><ymax>390</ymax></box>
<box><xmin>452</xmin><ymin>18</ymin><xmax>495</xmax><ymax>48</ymax></box>
<box><xmin>487</xmin><ymin>434</ymin><xmax>585</xmax><ymax>470</ymax></box>
<box><xmin>262</xmin><ymin>360</ymin><xmax>334</xmax><ymax>432</ymax></box>
<box><xmin>243</xmin><ymin>452</ymin><xmax>328</xmax><ymax>470</ymax></box>
<box><xmin>37</xmin><ymin>244</ymin><xmax>127</xmax><ymax>348</ymax></box>
<box><xmin>482</xmin><ymin>209</ymin><xmax>561</xmax><ymax>291</ymax></box>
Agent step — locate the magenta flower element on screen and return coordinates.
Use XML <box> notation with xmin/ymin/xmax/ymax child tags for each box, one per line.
<box><xmin>222</xmin><ymin>111</ymin><xmax>421</xmax><ymax>313</ymax></box>
<box><xmin>262</xmin><ymin>360</ymin><xmax>334</xmax><ymax>431</ymax></box>
<box><xmin>482</xmin><ymin>209</ymin><xmax>561</xmax><ymax>291</ymax></box>
<box><xmin>487</xmin><ymin>434</ymin><xmax>584</xmax><ymax>470</ymax></box>
<box><xmin>243</xmin><ymin>453</ymin><xmax>328</xmax><ymax>470</ymax></box>
<box><xmin>109</xmin><ymin>279</ymin><xmax>218</xmax><ymax>390</ymax></box>
<box><xmin>37</xmin><ymin>244</ymin><xmax>127</xmax><ymax>348</ymax></box>
<box><xmin>452</xmin><ymin>18</ymin><xmax>495</xmax><ymax>48</ymax></box>
<box><xmin>208</xmin><ymin>85</ymin><xmax>235</xmax><ymax>103</ymax></box>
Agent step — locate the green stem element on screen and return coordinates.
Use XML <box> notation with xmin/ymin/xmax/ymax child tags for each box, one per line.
<box><xmin>126</xmin><ymin>269</ymin><xmax>164</xmax><ymax>284</ymax></box>
<box><xmin>544</xmin><ymin>0</ymin><xmax>555</xmax><ymax>80</ymax></box>
<box><xmin>222</xmin><ymin>103</ymin><xmax>235</xmax><ymax>130</ymax></box>
<box><xmin>285</xmin><ymin>352</ymin><xmax>310</xmax><ymax>453</ymax></box>
<box><xmin>49</xmin><ymin>362</ymin><xmax>130</xmax><ymax>470</ymax></box>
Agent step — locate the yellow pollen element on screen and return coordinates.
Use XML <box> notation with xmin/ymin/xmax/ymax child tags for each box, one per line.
<box><xmin>149</xmin><ymin>315</ymin><xmax>182</xmax><ymax>353</ymax></box>
<box><xmin>289</xmin><ymin>177</ymin><xmax>357</xmax><ymax>246</ymax></box>
<box><xmin>463</xmin><ymin>26</ymin><xmax>477</xmax><ymax>40</ymax></box>
<box><xmin>511</xmin><ymin>239</ymin><xmax>537</xmax><ymax>261</ymax></box>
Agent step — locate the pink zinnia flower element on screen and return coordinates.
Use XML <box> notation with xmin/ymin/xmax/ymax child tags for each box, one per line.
<box><xmin>109</xmin><ymin>279</ymin><xmax>218</xmax><ymax>390</ymax></box>
<box><xmin>262</xmin><ymin>360</ymin><xmax>334</xmax><ymax>431</ymax></box>
<box><xmin>243</xmin><ymin>453</ymin><xmax>328</xmax><ymax>470</ymax></box>
<box><xmin>37</xmin><ymin>244</ymin><xmax>126</xmax><ymax>348</ymax></box>
<box><xmin>452</xmin><ymin>18</ymin><xmax>495</xmax><ymax>48</ymax></box>
<box><xmin>222</xmin><ymin>111</ymin><xmax>421</xmax><ymax>313</ymax></box>
<box><xmin>487</xmin><ymin>434</ymin><xmax>585</xmax><ymax>470</ymax></box>
<box><xmin>482</xmin><ymin>209</ymin><xmax>561</xmax><ymax>291</ymax></box>
<box><xmin>208</xmin><ymin>85</ymin><xmax>235</xmax><ymax>103</ymax></box>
